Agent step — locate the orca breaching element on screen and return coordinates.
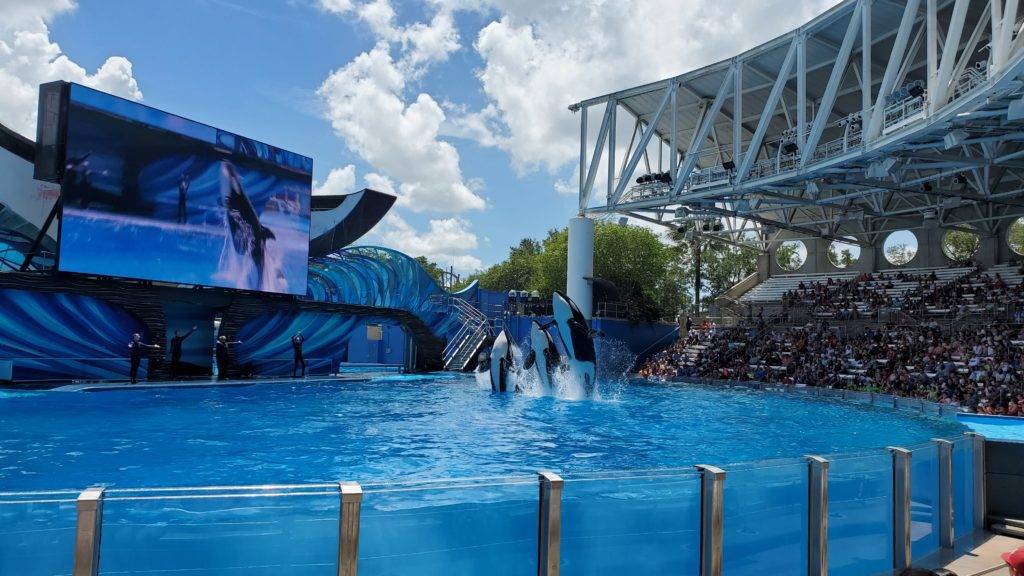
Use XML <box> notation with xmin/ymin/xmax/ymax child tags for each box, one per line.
<box><xmin>477</xmin><ymin>290</ymin><xmax>597</xmax><ymax>395</ymax></box>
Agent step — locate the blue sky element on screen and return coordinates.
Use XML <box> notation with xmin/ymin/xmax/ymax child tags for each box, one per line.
<box><xmin>2</xmin><ymin>0</ymin><xmax>837</xmax><ymax>273</ymax></box>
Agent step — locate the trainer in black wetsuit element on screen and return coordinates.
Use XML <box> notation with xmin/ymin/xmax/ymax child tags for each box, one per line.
<box><xmin>292</xmin><ymin>331</ymin><xmax>306</xmax><ymax>377</ymax></box>
<box><xmin>177</xmin><ymin>172</ymin><xmax>190</xmax><ymax>224</ymax></box>
<box><xmin>216</xmin><ymin>335</ymin><xmax>242</xmax><ymax>380</ymax></box>
<box><xmin>169</xmin><ymin>325</ymin><xmax>198</xmax><ymax>380</ymax></box>
<box><xmin>128</xmin><ymin>333</ymin><xmax>160</xmax><ymax>384</ymax></box>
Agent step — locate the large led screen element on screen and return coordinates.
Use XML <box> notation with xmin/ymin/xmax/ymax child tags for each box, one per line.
<box><xmin>57</xmin><ymin>84</ymin><xmax>312</xmax><ymax>295</ymax></box>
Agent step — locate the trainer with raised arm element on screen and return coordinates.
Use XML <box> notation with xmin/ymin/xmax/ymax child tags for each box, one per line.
<box><xmin>169</xmin><ymin>325</ymin><xmax>198</xmax><ymax>380</ymax></box>
<box><xmin>128</xmin><ymin>333</ymin><xmax>160</xmax><ymax>384</ymax></box>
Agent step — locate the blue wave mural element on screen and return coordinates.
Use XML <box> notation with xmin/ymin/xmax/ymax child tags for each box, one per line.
<box><xmin>234</xmin><ymin>311</ymin><xmax>404</xmax><ymax>376</ymax></box>
<box><xmin>0</xmin><ymin>289</ymin><xmax>149</xmax><ymax>381</ymax></box>
<box><xmin>307</xmin><ymin>246</ymin><xmax>466</xmax><ymax>344</ymax></box>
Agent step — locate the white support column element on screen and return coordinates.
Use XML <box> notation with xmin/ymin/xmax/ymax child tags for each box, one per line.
<box><xmin>802</xmin><ymin>1</ymin><xmax>863</xmax><ymax>167</ymax></box>
<box><xmin>934</xmin><ymin>439</ymin><xmax>954</xmax><ymax>549</ymax></box>
<box><xmin>797</xmin><ymin>34</ymin><xmax>807</xmax><ymax>151</ymax></box>
<box><xmin>862</xmin><ymin>0</ymin><xmax>872</xmax><ymax>120</ymax></box>
<box><xmin>932</xmin><ymin>0</ymin><xmax>970</xmax><ymax>112</ymax></box>
<box><xmin>338</xmin><ymin>482</ymin><xmax>363</xmax><ymax>576</ymax></box>
<box><xmin>890</xmin><ymin>447</ymin><xmax>912</xmax><ymax>571</ymax></box>
<box><xmin>866</xmin><ymin>0</ymin><xmax>922</xmax><ymax>141</ymax></box>
<box><xmin>737</xmin><ymin>40</ymin><xmax>798</xmax><ymax>182</ymax></box>
<box><xmin>567</xmin><ymin>217</ymin><xmax>594</xmax><ymax>319</ymax></box>
<box><xmin>537</xmin><ymin>471</ymin><xmax>564</xmax><ymax>576</ymax></box>
<box><xmin>733</xmin><ymin>63</ymin><xmax>743</xmax><ymax>166</ymax></box>
<box><xmin>73</xmin><ymin>487</ymin><xmax>105</xmax><ymax>576</ymax></box>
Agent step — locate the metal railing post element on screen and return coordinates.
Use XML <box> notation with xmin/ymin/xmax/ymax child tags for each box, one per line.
<box><xmin>889</xmin><ymin>447</ymin><xmax>912</xmax><ymax>571</ymax></box>
<box><xmin>965</xmin><ymin>432</ymin><xmax>986</xmax><ymax>529</ymax></box>
<box><xmin>806</xmin><ymin>456</ymin><xmax>829</xmax><ymax>576</ymax></box>
<box><xmin>72</xmin><ymin>487</ymin><xmax>105</xmax><ymax>576</ymax></box>
<box><xmin>933</xmin><ymin>439</ymin><xmax>954</xmax><ymax>548</ymax></box>
<box><xmin>537</xmin><ymin>471</ymin><xmax>563</xmax><ymax>576</ymax></box>
<box><xmin>696</xmin><ymin>464</ymin><xmax>726</xmax><ymax>576</ymax></box>
<box><xmin>338</xmin><ymin>481</ymin><xmax>362</xmax><ymax>576</ymax></box>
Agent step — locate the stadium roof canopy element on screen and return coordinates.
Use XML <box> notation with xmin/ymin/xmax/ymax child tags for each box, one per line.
<box><xmin>571</xmin><ymin>0</ymin><xmax>1024</xmax><ymax>252</ymax></box>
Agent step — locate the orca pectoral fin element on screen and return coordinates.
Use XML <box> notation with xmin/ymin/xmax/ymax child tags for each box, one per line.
<box><xmin>523</xmin><ymin>350</ymin><xmax>537</xmax><ymax>370</ymax></box>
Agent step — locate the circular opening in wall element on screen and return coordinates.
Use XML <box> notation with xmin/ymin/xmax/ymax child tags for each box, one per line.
<box><xmin>776</xmin><ymin>240</ymin><xmax>807</xmax><ymax>272</ymax></box>
<box><xmin>828</xmin><ymin>237</ymin><xmax>861</xmax><ymax>269</ymax></box>
<box><xmin>1009</xmin><ymin>218</ymin><xmax>1024</xmax><ymax>256</ymax></box>
<box><xmin>883</xmin><ymin>230</ymin><xmax>918</xmax><ymax>266</ymax></box>
<box><xmin>942</xmin><ymin>227</ymin><xmax>980</xmax><ymax>263</ymax></box>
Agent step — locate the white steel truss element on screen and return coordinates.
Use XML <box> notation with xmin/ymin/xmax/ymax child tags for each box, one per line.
<box><xmin>571</xmin><ymin>0</ymin><xmax>1024</xmax><ymax>252</ymax></box>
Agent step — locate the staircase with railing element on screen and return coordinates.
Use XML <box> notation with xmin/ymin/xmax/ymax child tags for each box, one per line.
<box><xmin>431</xmin><ymin>295</ymin><xmax>493</xmax><ymax>371</ymax></box>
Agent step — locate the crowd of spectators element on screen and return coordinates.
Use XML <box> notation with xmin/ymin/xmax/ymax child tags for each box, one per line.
<box><xmin>640</xmin><ymin>268</ymin><xmax>1024</xmax><ymax>416</ymax></box>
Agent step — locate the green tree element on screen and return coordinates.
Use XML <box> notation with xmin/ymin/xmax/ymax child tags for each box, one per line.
<box><xmin>776</xmin><ymin>241</ymin><xmax>803</xmax><ymax>271</ymax></box>
<box><xmin>885</xmin><ymin>242</ymin><xmax>914</xmax><ymax>265</ymax></box>
<box><xmin>414</xmin><ymin>256</ymin><xmax>445</xmax><ymax>284</ymax></box>
<box><xmin>1009</xmin><ymin>218</ymin><xmax>1024</xmax><ymax>255</ymax></box>
<box><xmin>942</xmin><ymin>229</ymin><xmax>980</xmax><ymax>262</ymax></box>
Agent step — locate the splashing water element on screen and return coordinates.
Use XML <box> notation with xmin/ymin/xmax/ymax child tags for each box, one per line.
<box><xmin>474</xmin><ymin>336</ymin><xmax>636</xmax><ymax>401</ymax></box>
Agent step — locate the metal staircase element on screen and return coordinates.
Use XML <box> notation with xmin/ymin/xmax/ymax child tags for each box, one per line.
<box><xmin>433</xmin><ymin>296</ymin><xmax>493</xmax><ymax>371</ymax></box>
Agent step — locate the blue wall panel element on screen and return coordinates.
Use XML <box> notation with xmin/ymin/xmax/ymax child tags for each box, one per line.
<box><xmin>0</xmin><ymin>289</ymin><xmax>149</xmax><ymax>381</ymax></box>
<box><xmin>234</xmin><ymin>311</ymin><xmax>406</xmax><ymax>376</ymax></box>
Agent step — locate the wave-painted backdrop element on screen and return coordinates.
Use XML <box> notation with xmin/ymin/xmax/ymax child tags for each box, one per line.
<box><xmin>307</xmin><ymin>246</ymin><xmax>465</xmax><ymax>345</ymax></box>
<box><xmin>234</xmin><ymin>311</ymin><xmax>405</xmax><ymax>376</ymax></box>
<box><xmin>0</xmin><ymin>289</ymin><xmax>149</xmax><ymax>381</ymax></box>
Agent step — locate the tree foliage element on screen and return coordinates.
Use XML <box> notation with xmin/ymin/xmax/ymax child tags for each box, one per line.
<box><xmin>776</xmin><ymin>241</ymin><xmax>804</xmax><ymax>271</ymax></box>
<box><xmin>467</xmin><ymin>221</ymin><xmax>758</xmax><ymax>320</ymax></box>
<box><xmin>414</xmin><ymin>256</ymin><xmax>445</xmax><ymax>284</ymax></box>
<box><xmin>885</xmin><ymin>242</ymin><xmax>915</xmax><ymax>266</ymax></box>
<box><xmin>1009</xmin><ymin>218</ymin><xmax>1024</xmax><ymax>256</ymax></box>
<box><xmin>942</xmin><ymin>229</ymin><xmax>981</xmax><ymax>263</ymax></box>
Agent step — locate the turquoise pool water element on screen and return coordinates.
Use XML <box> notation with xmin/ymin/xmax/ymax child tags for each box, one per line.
<box><xmin>958</xmin><ymin>413</ymin><xmax>1024</xmax><ymax>441</ymax></box>
<box><xmin>0</xmin><ymin>375</ymin><xmax>964</xmax><ymax>491</ymax></box>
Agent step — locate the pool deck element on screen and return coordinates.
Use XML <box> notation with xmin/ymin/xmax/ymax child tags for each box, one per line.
<box><xmin>49</xmin><ymin>374</ymin><xmax>393</xmax><ymax>392</ymax></box>
<box><xmin>924</xmin><ymin>532</ymin><xmax>1021</xmax><ymax>575</ymax></box>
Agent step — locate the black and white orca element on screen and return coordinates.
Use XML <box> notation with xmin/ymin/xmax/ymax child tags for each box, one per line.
<box><xmin>523</xmin><ymin>320</ymin><xmax>560</xmax><ymax>389</ymax></box>
<box><xmin>488</xmin><ymin>329</ymin><xmax>513</xmax><ymax>392</ymax></box>
<box><xmin>552</xmin><ymin>290</ymin><xmax>596</xmax><ymax>393</ymax></box>
<box><xmin>222</xmin><ymin>162</ymin><xmax>276</xmax><ymax>285</ymax></box>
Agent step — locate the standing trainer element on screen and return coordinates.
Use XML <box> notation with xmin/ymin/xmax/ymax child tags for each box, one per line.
<box><xmin>128</xmin><ymin>333</ymin><xmax>160</xmax><ymax>384</ymax></box>
<box><xmin>169</xmin><ymin>325</ymin><xmax>198</xmax><ymax>380</ymax></box>
<box><xmin>292</xmin><ymin>330</ymin><xmax>306</xmax><ymax>377</ymax></box>
<box><xmin>216</xmin><ymin>335</ymin><xmax>243</xmax><ymax>380</ymax></box>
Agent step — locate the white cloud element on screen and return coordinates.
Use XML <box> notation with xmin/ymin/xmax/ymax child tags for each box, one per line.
<box><xmin>364</xmin><ymin>172</ymin><xmax>397</xmax><ymax>195</ymax></box>
<box><xmin>318</xmin><ymin>44</ymin><xmax>485</xmax><ymax>213</ymax></box>
<box><xmin>0</xmin><ymin>0</ymin><xmax>143</xmax><ymax>138</ymax></box>
<box><xmin>313</xmin><ymin>164</ymin><xmax>356</xmax><ymax>196</ymax></box>
<box><xmin>465</xmin><ymin>0</ymin><xmax>840</xmax><ymax>174</ymax></box>
<box><xmin>369</xmin><ymin>212</ymin><xmax>483</xmax><ymax>272</ymax></box>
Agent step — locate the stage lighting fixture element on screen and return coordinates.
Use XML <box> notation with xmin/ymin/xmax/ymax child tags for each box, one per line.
<box><xmin>922</xmin><ymin>182</ymin><xmax>933</xmax><ymax>191</ymax></box>
<box><xmin>781</xmin><ymin>141</ymin><xmax>799</xmax><ymax>155</ymax></box>
<box><xmin>722</xmin><ymin>160</ymin><xmax>736</xmax><ymax>171</ymax></box>
<box><xmin>712</xmin><ymin>222</ymin><xmax>723</xmax><ymax>232</ymax></box>
<box><xmin>952</xmin><ymin>173</ymin><xmax>967</xmax><ymax>185</ymax></box>
<box><xmin>701</xmin><ymin>222</ymin><xmax>711</xmax><ymax>232</ymax></box>
<box><xmin>907</xmin><ymin>83</ymin><xmax>925</xmax><ymax>98</ymax></box>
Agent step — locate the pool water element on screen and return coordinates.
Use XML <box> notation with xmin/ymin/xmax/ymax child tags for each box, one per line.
<box><xmin>0</xmin><ymin>375</ymin><xmax>964</xmax><ymax>491</ymax></box>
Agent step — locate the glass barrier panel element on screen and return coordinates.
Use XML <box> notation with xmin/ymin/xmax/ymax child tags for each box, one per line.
<box><xmin>359</xmin><ymin>477</ymin><xmax>536</xmax><ymax>576</ymax></box>
<box><xmin>910</xmin><ymin>443</ymin><xmax>939</xmax><ymax>560</ymax></box>
<box><xmin>560</xmin><ymin>471</ymin><xmax>700</xmax><ymax>575</ymax></box>
<box><xmin>0</xmin><ymin>491</ymin><xmax>78</xmax><ymax>576</ymax></box>
<box><xmin>827</xmin><ymin>451</ymin><xmax>894</xmax><ymax>576</ymax></box>
<box><xmin>952</xmin><ymin>437</ymin><xmax>975</xmax><ymax>540</ymax></box>
<box><xmin>722</xmin><ymin>459</ymin><xmax>808</xmax><ymax>576</ymax></box>
<box><xmin>99</xmin><ymin>485</ymin><xmax>339</xmax><ymax>576</ymax></box>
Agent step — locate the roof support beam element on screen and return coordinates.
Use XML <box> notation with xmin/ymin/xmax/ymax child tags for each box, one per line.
<box><xmin>931</xmin><ymin>0</ymin><xmax>970</xmax><ymax>112</ymax></box>
<box><xmin>797</xmin><ymin>33</ymin><xmax>808</xmax><ymax>150</ymax></box>
<box><xmin>671</xmin><ymin>68</ymin><xmax>735</xmax><ymax>196</ymax></box>
<box><xmin>607</xmin><ymin>100</ymin><xmax>617</xmax><ymax>203</ymax></box>
<box><xmin>580</xmin><ymin>102</ymin><xmax>613</xmax><ymax>211</ymax></box>
<box><xmin>611</xmin><ymin>83</ymin><xmax>674</xmax><ymax>204</ymax></box>
<box><xmin>866</xmin><ymin>0</ymin><xmax>922</xmax><ymax>141</ymax></box>
<box><xmin>733</xmin><ymin>64</ymin><xmax>743</xmax><ymax>165</ymax></box>
<box><xmin>578</xmin><ymin>106</ymin><xmax>587</xmax><ymax>212</ymax></box>
<box><xmin>802</xmin><ymin>0</ymin><xmax>863</xmax><ymax>168</ymax></box>
<box><xmin>862</xmin><ymin>0</ymin><xmax>873</xmax><ymax>120</ymax></box>
<box><xmin>992</xmin><ymin>0</ymin><xmax>1020</xmax><ymax>75</ymax></box>
<box><xmin>736</xmin><ymin>40</ymin><xmax>797</xmax><ymax>183</ymax></box>
<box><xmin>927</xmin><ymin>0</ymin><xmax>938</xmax><ymax>98</ymax></box>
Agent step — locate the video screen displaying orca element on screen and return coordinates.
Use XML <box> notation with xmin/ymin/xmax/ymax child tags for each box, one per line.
<box><xmin>57</xmin><ymin>84</ymin><xmax>312</xmax><ymax>295</ymax></box>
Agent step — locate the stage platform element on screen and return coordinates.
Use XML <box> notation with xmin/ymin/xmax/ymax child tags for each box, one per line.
<box><xmin>928</xmin><ymin>532</ymin><xmax>1021</xmax><ymax>575</ymax></box>
<box><xmin>49</xmin><ymin>373</ymin><xmax>394</xmax><ymax>392</ymax></box>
